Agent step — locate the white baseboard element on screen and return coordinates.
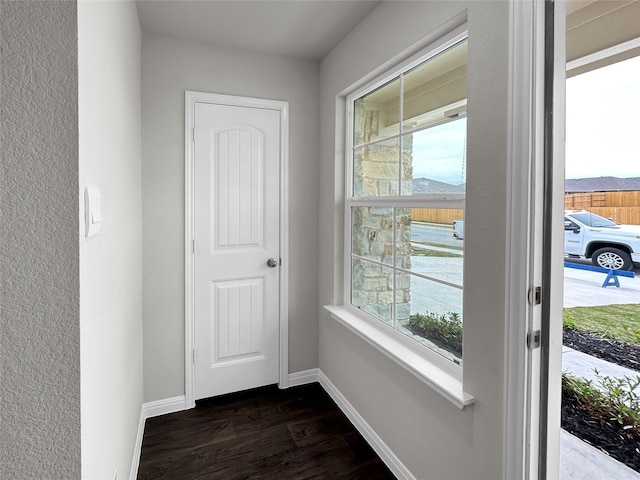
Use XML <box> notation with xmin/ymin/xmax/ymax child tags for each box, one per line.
<box><xmin>130</xmin><ymin>406</ymin><xmax>146</xmax><ymax>480</ymax></box>
<box><xmin>317</xmin><ymin>370</ymin><xmax>416</xmax><ymax>480</ymax></box>
<box><xmin>130</xmin><ymin>395</ymin><xmax>187</xmax><ymax>480</ymax></box>
<box><xmin>287</xmin><ymin>368</ymin><xmax>320</xmax><ymax>387</ymax></box>
<box><xmin>143</xmin><ymin>395</ymin><xmax>187</xmax><ymax>419</ymax></box>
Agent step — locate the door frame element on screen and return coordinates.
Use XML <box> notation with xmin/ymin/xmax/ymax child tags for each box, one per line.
<box><xmin>503</xmin><ymin>1</ymin><xmax>565</xmax><ymax>478</ymax></box>
<box><xmin>503</xmin><ymin>1</ymin><xmax>545</xmax><ymax>477</ymax></box>
<box><xmin>184</xmin><ymin>91</ymin><xmax>289</xmax><ymax>408</ymax></box>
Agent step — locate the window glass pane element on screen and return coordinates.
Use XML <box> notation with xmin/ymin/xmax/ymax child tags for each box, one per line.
<box><xmin>400</xmin><ymin>272</ymin><xmax>463</xmax><ymax>365</ymax></box>
<box><xmin>351</xmin><ymin>258</ymin><xmax>393</xmax><ymax>325</ymax></box>
<box><xmin>353</xmin><ymin>139</ymin><xmax>400</xmax><ymax>197</ymax></box>
<box><xmin>404</xmin><ymin>207</ymin><xmax>464</xmax><ymax>277</ymax></box>
<box><xmin>402</xmin><ymin>40</ymin><xmax>467</xmax><ymax>132</ymax></box>
<box><xmin>403</xmin><ymin>118</ymin><xmax>467</xmax><ymax>195</ymax></box>
<box><xmin>352</xmin><ymin>206</ymin><xmax>394</xmax><ymax>265</ymax></box>
<box><xmin>354</xmin><ymin>78</ymin><xmax>400</xmax><ymax>146</ymax></box>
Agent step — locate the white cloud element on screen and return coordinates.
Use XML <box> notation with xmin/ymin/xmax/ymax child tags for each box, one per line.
<box><xmin>412</xmin><ymin>118</ymin><xmax>466</xmax><ymax>185</ymax></box>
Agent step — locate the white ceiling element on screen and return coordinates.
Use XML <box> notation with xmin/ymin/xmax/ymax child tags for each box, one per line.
<box><xmin>136</xmin><ymin>0</ymin><xmax>381</xmax><ymax>61</ymax></box>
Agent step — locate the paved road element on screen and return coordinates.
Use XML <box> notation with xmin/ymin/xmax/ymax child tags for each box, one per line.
<box><xmin>410</xmin><ymin>222</ymin><xmax>461</xmax><ymax>248</ymax></box>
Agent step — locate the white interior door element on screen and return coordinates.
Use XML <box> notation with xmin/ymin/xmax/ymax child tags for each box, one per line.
<box><xmin>193</xmin><ymin>101</ymin><xmax>281</xmax><ymax>400</ymax></box>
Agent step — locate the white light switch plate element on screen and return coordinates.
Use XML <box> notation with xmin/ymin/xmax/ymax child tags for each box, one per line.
<box><xmin>84</xmin><ymin>187</ymin><xmax>102</xmax><ymax>238</ymax></box>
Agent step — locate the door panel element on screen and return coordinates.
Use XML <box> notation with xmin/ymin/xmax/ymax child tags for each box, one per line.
<box><xmin>212</xmin><ymin>278</ymin><xmax>264</xmax><ymax>362</ymax></box>
<box><xmin>213</xmin><ymin>127</ymin><xmax>264</xmax><ymax>248</ymax></box>
<box><xmin>194</xmin><ymin>102</ymin><xmax>280</xmax><ymax>400</ymax></box>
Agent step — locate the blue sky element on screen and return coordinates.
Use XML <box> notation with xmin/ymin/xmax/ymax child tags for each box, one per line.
<box><xmin>565</xmin><ymin>55</ymin><xmax>640</xmax><ymax>179</ymax></box>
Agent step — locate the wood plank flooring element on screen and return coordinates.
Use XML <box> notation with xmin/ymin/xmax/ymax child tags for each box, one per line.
<box><xmin>137</xmin><ymin>383</ymin><xmax>396</xmax><ymax>480</ymax></box>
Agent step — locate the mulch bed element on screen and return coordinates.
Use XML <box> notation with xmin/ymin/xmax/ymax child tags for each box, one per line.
<box><xmin>563</xmin><ymin>328</ymin><xmax>640</xmax><ymax>372</ymax></box>
<box><xmin>562</xmin><ymin>328</ymin><xmax>640</xmax><ymax>473</ymax></box>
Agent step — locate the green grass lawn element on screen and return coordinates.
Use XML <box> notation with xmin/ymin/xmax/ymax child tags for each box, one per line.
<box><xmin>563</xmin><ymin>303</ymin><xmax>640</xmax><ymax>345</ymax></box>
<box><xmin>410</xmin><ymin>241</ymin><xmax>463</xmax><ymax>258</ymax></box>
<box><xmin>412</xmin><ymin>241</ymin><xmax>463</xmax><ymax>251</ymax></box>
<box><xmin>411</xmin><ymin>249</ymin><xmax>463</xmax><ymax>258</ymax></box>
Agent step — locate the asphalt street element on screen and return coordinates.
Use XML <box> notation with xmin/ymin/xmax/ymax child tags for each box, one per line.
<box><xmin>410</xmin><ymin>221</ymin><xmax>461</xmax><ymax>248</ymax></box>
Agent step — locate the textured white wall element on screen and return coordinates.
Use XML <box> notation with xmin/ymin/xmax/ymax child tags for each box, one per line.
<box><xmin>319</xmin><ymin>2</ymin><xmax>512</xmax><ymax>478</ymax></box>
<box><xmin>0</xmin><ymin>1</ymin><xmax>81</xmax><ymax>478</ymax></box>
<box><xmin>142</xmin><ymin>34</ymin><xmax>320</xmax><ymax>402</ymax></box>
<box><xmin>78</xmin><ymin>1</ymin><xmax>143</xmax><ymax>479</ymax></box>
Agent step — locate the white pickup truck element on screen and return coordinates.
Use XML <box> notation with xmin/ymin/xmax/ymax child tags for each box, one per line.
<box><xmin>452</xmin><ymin>210</ymin><xmax>640</xmax><ymax>271</ymax></box>
<box><xmin>564</xmin><ymin>210</ymin><xmax>640</xmax><ymax>271</ymax></box>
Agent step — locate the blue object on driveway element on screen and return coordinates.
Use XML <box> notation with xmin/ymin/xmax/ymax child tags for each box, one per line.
<box><xmin>564</xmin><ymin>261</ymin><xmax>635</xmax><ymax>288</ymax></box>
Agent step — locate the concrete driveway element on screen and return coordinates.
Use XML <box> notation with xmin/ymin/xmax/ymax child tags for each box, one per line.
<box><xmin>564</xmin><ymin>259</ymin><xmax>640</xmax><ymax>308</ymax></box>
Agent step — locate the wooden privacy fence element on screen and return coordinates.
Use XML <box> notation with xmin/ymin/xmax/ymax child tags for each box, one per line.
<box><xmin>414</xmin><ymin>191</ymin><xmax>640</xmax><ymax>226</ymax></box>
<box><xmin>411</xmin><ymin>208</ymin><xmax>464</xmax><ymax>224</ymax></box>
<box><xmin>565</xmin><ymin>191</ymin><xmax>640</xmax><ymax>225</ymax></box>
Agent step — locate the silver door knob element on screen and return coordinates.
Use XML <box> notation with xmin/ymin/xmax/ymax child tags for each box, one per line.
<box><xmin>267</xmin><ymin>258</ymin><xmax>278</xmax><ymax>268</ymax></box>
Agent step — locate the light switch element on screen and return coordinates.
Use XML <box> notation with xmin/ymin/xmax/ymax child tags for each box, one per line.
<box><xmin>84</xmin><ymin>187</ymin><xmax>102</xmax><ymax>238</ymax></box>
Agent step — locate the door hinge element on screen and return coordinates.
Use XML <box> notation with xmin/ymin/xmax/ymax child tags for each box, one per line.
<box><xmin>192</xmin><ymin>128</ymin><xmax>196</xmax><ymax>143</ymax></box>
<box><xmin>192</xmin><ymin>239</ymin><xmax>196</xmax><ymax>254</ymax></box>
<box><xmin>192</xmin><ymin>349</ymin><xmax>197</xmax><ymax>364</ymax></box>
<box><xmin>527</xmin><ymin>330</ymin><xmax>541</xmax><ymax>350</ymax></box>
<box><xmin>528</xmin><ymin>286</ymin><xmax>542</xmax><ymax>305</ymax></box>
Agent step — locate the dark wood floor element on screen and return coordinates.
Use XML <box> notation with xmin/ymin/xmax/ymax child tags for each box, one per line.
<box><xmin>137</xmin><ymin>383</ymin><xmax>396</xmax><ymax>480</ymax></box>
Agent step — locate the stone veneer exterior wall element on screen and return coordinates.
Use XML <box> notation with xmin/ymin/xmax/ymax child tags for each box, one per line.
<box><xmin>351</xmin><ymin>105</ymin><xmax>413</xmax><ymax>325</ymax></box>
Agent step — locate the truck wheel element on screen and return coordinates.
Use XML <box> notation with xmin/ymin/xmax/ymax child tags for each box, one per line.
<box><xmin>592</xmin><ymin>247</ymin><xmax>633</xmax><ymax>271</ymax></box>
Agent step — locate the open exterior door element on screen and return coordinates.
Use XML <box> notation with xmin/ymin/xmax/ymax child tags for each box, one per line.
<box><xmin>538</xmin><ymin>1</ymin><xmax>566</xmax><ymax>478</ymax></box>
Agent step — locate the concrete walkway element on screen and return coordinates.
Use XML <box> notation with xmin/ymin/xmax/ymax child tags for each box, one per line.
<box><xmin>561</xmin><ymin>263</ymin><xmax>640</xmax><ymax>479</ymax></box>
<box><xmin>560</xmin><ymin>429</ymin><xmax>640</xmax><ymax>480</ymax></box>
<box><xmin>410</xmin><ymin>241</ymin><xmax>462</xmax><ymax>256</ymax></box>
<box><xmin>563</xmin><ymin>346</ymin><xmax>640</xmax><ymax>390</ymax></box>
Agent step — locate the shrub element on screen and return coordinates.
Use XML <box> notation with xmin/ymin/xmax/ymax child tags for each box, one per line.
<box><xmin>407</xmin><ymin>311</ymin><xmax>462</xmax><ymax>357</ymax></box>
<box><xmin>562</xmin><ymin>370</ymin><xmax>640</xmax><ymax>434</ymax></box>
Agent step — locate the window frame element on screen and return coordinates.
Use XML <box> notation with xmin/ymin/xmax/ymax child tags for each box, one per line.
<box><xmin>342</xmin><ymin>26</ymin><xmax>469</xmax><ymax>384</ymax></box>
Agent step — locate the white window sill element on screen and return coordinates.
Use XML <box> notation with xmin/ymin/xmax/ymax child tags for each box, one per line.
<box><xmin>324</xmin><ymin>305</ymin><xmax>475</xmax><ymax>409</ymax></box>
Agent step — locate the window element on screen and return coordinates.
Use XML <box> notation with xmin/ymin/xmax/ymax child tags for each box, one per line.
<box><xmin>346</xmin><ymin>34</ymin><xmax>467</xmax><ymax>367</ymax></box>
